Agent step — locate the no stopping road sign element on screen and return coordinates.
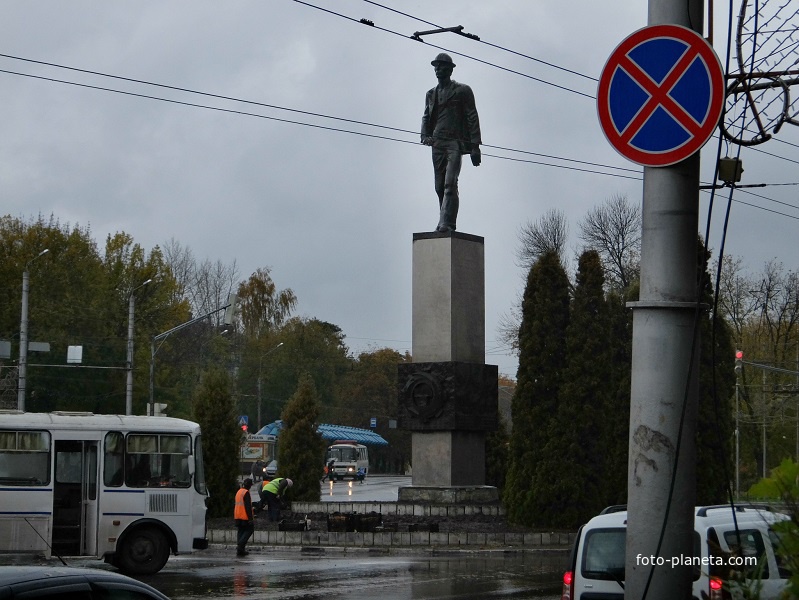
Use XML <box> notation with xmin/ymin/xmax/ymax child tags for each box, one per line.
<box><xmin>597</xmin><ymin>24</ymin><xmax>725</xmax><ymax>167</ymax></box>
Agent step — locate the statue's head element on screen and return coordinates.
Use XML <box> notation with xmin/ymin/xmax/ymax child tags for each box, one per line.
<box><xmin>431</xmin><ymin>53</ymin><xmax>455</xmax><ymax>80</ymax></box>
<box><xmin>431</xmin><ymin>53</ymin><xmax>456</xmax><ymax>68</ymax></box>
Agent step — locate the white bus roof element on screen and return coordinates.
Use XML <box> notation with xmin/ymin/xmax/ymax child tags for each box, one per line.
<box><xmin>0</xmin><ymin>410</ymin><xmax>201</xmax><ymax>433</ymax></box>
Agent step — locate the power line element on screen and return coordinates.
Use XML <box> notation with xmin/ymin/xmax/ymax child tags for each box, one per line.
<box><xmin>3</xmin><ymin>65</ymin><xmax>797</xmax><ymax>216</ymax></box>
<box><xmin>360</xmin><ymin>0</ymin><xmax>597</xmax><ymax>82</ymax></box>
<box><xmin>0</xmin><ymin>63</ymin><xmax>634</xmax><ymax>180</ymax></box>
<box><xmin>291</xmin><ymin>0</ymin><xmax>596</xmax><ymax>99</ymax></box>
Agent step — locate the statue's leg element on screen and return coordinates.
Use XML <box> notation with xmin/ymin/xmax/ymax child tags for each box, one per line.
<box><xmin>438</xmin><ymin>147</ymin><xmax>462</xmax><ymax>231</ymax></box>
<box><xmin>432</xmin><ymin>148</ymin><xmax>446</xmax><ymax>212</ymax></box>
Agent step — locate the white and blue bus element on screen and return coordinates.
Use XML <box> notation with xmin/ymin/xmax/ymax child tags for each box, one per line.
<box><xmin>0</xmin><ymin>411</ymin><xmax>208</xmax><ymax>574</ymax></box>
<box><xmin>325</xmin><ymin>440</ymin><xmax>369</xmax><ymax>481</ymax></box>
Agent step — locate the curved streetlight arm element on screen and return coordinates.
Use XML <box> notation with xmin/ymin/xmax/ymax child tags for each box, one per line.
<box><xmin>148</xmin><ymin>302</ymin><xmax>232</xmax><ymax>416</ymax></box>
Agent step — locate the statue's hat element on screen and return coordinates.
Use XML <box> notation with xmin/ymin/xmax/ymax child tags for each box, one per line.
<box><xmin>431</xmin><ymin>53</ymin><xmax>455</xmax><ymax>67</ymax></box>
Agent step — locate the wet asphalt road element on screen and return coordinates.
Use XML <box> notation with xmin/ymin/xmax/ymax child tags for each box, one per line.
<box><xmin>1</xmin><ymin>477</ymin><xmax>568</xmax><ymax>599</ymax></box>
<box><xmin>138</xmin><ymin>548</ymin><xmax>567</xmax><ymax>600</ymax></box>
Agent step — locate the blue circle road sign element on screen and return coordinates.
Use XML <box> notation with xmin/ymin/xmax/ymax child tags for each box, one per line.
<box><xmin>597</xmin><ymin>24</ymin><xmax>724</xmax><ymax>167</ymax></box>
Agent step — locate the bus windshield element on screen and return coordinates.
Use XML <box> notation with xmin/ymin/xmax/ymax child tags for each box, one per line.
<box><xmin>327</xmin><ymin>447</ymin><xmax>358</xmax><ymax>462</ymax></box>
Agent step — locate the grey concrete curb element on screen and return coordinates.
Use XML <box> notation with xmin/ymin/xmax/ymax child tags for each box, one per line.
<box><xmin>208</xmin><ymin>528</ymin><xmax>574</xmax><ymax>550</ymax></box>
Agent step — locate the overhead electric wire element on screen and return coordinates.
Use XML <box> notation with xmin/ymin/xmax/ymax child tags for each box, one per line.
<box><xmin>0</xmin><ymin>61</ymin><xmax>636</xmax><ymax>180</ymax></box>
<box><xmin>291</xmin><ymin>0</ymin><xmax>596</xmax><ymax>99</ymax></box>
<box><xmin>3</xmin><ymin>65</ymin><xmax>796</xmax><ymax>215</ymax></box>
<box><xmin>360</xmin><ymin>0</ymin><xmax>597</xmax><ymax>82</ymax></box>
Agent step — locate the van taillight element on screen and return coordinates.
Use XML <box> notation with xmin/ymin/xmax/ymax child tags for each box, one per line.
<box><xmin>709</xmin><ymin>576</ymin><xmax>723</xmax><ymax>600</ymax></box>
<box><xmin>561</xmin><ymin>571</ymin><xmax>573</xmax><ymax>600</ymax></box>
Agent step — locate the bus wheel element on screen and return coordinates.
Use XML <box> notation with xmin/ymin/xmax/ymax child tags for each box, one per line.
<box><xmin>116</xmin><ymin>527</ymin><xmax>170</xmax><ymax>575</ymax></box>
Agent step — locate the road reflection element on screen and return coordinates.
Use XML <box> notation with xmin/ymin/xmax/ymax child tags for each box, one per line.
<box><xmin>138</xmin><ymin>549</ymin><xmax>567</xmax><ymax>600</ymax></box>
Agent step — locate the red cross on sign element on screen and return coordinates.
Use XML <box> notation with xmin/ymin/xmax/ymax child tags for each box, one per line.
<box><xmin>597</xmin><ymin>24</ymin><xmax>725</xmax><ymax>167</ymax></box>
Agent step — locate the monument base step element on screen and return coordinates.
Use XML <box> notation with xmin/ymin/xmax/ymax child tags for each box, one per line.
<box><xmin>397</xmin><ymin>485</ymin><xmax>499</xmax><ymax>504</ymax></box>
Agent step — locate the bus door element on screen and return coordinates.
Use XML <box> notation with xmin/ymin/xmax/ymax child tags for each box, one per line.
<box><xmin>52</xmin><ymin>440</ymin><xmax>99</xmax><ymax>556</ymax></box>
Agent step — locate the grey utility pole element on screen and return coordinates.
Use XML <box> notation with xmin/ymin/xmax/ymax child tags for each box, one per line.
<box><xmin>125</xmin><ymin>279</ymin><xmax>152</xmax><ymax>416</ymax></box>
<box><xmin>18</xmin><ymin>249</ymin><xmax>49</xmax><ymax>411</ymax></box>
<box><xmin>625</xmin><ymin>1</ymin><xmax>705</xmax><ymax>599</ymax></box>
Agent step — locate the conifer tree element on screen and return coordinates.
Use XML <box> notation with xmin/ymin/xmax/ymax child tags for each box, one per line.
<box><xmin>192</xmin><ymin>367</ymin><xmax>241</xmax><ymax>517</ymax></box>
<box><xmin>277</xmin><ymin>372</ymin><xmax>326</xmax><ymax>501</ymax></box>
<box><xmin>550</xmin><ymin>250</ymin><xmax>611</xmax><ymax>527</ymax></box>
<box><xmin>504</xmin><ymin>250</ymin><xmax>570</xmax><ymax>526</ymax></box>
<box><xmin>696</xmin><ymin>240</ymin><xmax>735</xmax><ymax>504</ymax></box>
<box><xmin>601</xmin><ymin>286</ymin><xmax>635</xmax><ymax>506</ymax></box>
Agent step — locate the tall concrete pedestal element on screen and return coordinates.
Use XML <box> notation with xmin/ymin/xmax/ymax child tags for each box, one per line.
<box><xmin>398</xmin><ymin>231</ymin><xmax>498</xmax><ymax>504</ymax></box>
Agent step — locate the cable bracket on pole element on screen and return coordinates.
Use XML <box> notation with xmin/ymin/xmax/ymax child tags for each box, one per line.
<box><xmin>410</xmin><ymin>25</ymin><xmax>480</xmax><ymax>42</ymax></box>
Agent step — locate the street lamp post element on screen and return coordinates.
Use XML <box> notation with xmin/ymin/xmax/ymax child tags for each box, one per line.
<box><xmin>18</xmin><ymin>249</ymin><xmax>49</xmax><ymax>411</ymax></box>
<box><xmin>126</xmin><ymin>279</ymin><xmax>152</xmax><ymax>415</ymax></box>
<box><xmin>149</xmin><ymin>298</ymin><xmax>235</xmax><ymax>416</ymax></box>
<box><xmin>257</xmin><ymin>342</ymin><xmax>284</xmax><ymax>431</ymax></box>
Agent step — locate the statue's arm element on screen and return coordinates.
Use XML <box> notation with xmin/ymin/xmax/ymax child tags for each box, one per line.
<box><xmin>421</xmin><ymin>89</ymin><xmax>434</xmax><ymax>145</ymax></box>
<box><xmin>463</xmin><ymin>86</ymin><xmax>481</xmax><ymax>165</ymax></box>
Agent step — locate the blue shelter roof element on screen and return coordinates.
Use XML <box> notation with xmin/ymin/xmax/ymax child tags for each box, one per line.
<box><xmin>255</xmin><ymin>420</ymin><xmax>388</xmax><ymax>446</ymax></box>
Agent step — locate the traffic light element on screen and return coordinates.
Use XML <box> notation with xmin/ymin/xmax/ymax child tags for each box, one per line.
<box><xmin>153</xmin><ymin>403</ymin><xmax>168</xmax><ymax>416</ymax></box>
<box><xmin>735</xmin><ymin>350</ymin><xmax>743</xmax><ymax>374</ymax></box>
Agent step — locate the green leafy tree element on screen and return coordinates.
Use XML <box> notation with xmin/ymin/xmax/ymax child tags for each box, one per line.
<box><xmin>192</xmin><ymin>367</ymin><xmax>241</xmax><ymax>517</ymax></box>
<box><xmin>103</xmin><ymin>232</ymin><xmax>189</xmax><ymax>416</ymax></box>
<box><xmin>504</xmin><ymin>250</ymin><xmax>570</xmax><ymax>527</ymax></box>
<box><xmin>237</xmin><ymin>267</ymin><xmax>297</xmax><ymax>338</ymax></box>
<box><xmin>335</xmin><ymin>348</ymin><xmax>411</xmax><ymax>473</ymax></box>
<box><xmin>255</xmin><ymin>318</ymin><xmax>350</xmax><ymax>425</ymax></box>
<box><xmin>748</xmin><ymin>458</ymin><xmax>799</xmax><ymax>597</ymax></box>
<box><xmin>277</xmin><ymin>372</ymin><xmax>326</xmax><ymax>501</ymax></box>
<box><xmin>549</xmin><ymin>250</ymin><xmax>611</xmax><ymax>527</ymax></box>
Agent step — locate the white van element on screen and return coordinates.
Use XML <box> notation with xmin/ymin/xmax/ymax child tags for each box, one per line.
<box><xmin>562</xmin><ymin>504</ymin><xmax>792</xmax><ymax>600</ymax></box>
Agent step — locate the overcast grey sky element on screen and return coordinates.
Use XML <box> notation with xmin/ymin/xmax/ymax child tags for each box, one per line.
<box><xmin>1</xmin><ymin>1</ymin><xmax>797</xmax><ymax>380</ymax></box>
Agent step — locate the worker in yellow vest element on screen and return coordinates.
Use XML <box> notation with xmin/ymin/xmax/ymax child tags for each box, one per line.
<box><xmin>261</xmin><ymin>477</ymin><xmax>293</xmax><ymax>522</ymax></box>
<box><xmin>253</xmin><ymin>477</ymin><xmax>272</xmax><ymax>513</ymax></box>
<box><xmin>233</xmin><ymin>478</ymin><xmax>254</xmax><ymax>556</ymax></box>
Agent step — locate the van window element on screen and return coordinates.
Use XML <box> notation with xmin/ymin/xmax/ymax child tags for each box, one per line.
<box><xmin>723</xmin><ymin>529</ymin><xmax>769</xmax><ymax>579</ymax></box>
<box><xmin>582</xmin><ymin>527</ymin><xmax>626</xmax><ymax>581</ymax></box>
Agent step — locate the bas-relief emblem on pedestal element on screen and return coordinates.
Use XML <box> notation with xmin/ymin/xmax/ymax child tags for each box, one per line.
<box><xmin>397</xmin><ymin>362</ymin><xmax>498</xmax><ymax>431</ymax></box>
<box><xmin>400</xmin><ymin>369</ymin><xmax>451</xmax><ymax>423</ymax></box>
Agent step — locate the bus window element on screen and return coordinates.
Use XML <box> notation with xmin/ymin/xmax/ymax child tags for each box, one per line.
<box><xmin>126</xmin><ymin>434</ymin><xmax>191</xmax><ymax>488</ymax></box>
<box><xmin>0</xmin><ymin>430</ymin><xmax>50</xmax><ymax>485</ymax></box>
<box><xmin>104</xmin><ymin>432</ymin><xmax>124</xmax><ymax>487</ymax></box>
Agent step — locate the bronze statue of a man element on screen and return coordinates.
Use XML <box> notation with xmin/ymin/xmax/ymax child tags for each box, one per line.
<box><xmin>421</xmin><ymin>53</ymin><xmax>482</xmax><ymax>233</ymax></box>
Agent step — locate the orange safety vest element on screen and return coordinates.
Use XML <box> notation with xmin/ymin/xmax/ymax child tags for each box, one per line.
<box><xmin>234</xmin><ymin>487</ymin><xmax>250</xmax><ymax>520</ymax></box>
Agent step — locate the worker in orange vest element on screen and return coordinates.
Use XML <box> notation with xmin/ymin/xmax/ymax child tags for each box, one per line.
<box><xmin>233</xmin><ymin>478</ymin><xmax>254</xmax><ymax>556</ymax></box>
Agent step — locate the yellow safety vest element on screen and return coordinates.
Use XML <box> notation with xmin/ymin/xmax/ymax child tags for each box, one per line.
<box><xmin>263</xmin><ymin>478</ymin><xmax>284</xmax><ymax>495</ymax></box>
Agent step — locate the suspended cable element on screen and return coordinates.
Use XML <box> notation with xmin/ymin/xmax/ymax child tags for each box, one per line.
<box><xmin>291</xmin><ymin>0</ymin><xmax>595</xmax><ymax>99</ymax></box>
<box><xmin>360</xmin><ymin>0</ymin><xmax>597</xmax><ymax>82</ymax></box>
<box><xmin>0</xmin><ymin>65</ymin><xmax>633</xmax><ymax>179</ymax></box>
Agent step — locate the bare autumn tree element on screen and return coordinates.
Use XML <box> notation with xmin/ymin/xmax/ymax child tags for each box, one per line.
<box><xmin>716</xmin><ymin>256</ymin><xmax>799</xmax><ymax>487</ymax></box>
<box><xmin>516</xmin><ymin>208</ymin><xmax>569</xmax><ymax>271</ymax></box>
<box><xmin>578</xmin><ymin>194</ymin><xmax>641</xmax><ymax>291</ymax></box>
<box><xmin>162</xmin><ymin>239</ymin><xmax>239</xmax><ymax>327</ymax></box>
<box><xmin>499</xmin><ymin>209</ymin><xmax>569</xmax><ymax>353</ymax></box>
